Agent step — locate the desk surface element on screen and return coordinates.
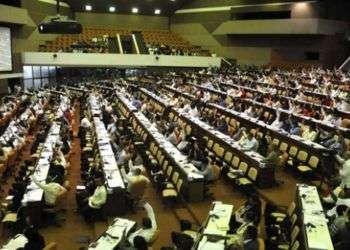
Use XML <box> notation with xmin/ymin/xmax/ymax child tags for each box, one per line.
<box><xmin>0</xmin><ymin>234</ymin><xmax>27</xmax><ymax>250</ymax></box>
<box><xmin>22</xmin><ymin>122</ymin><xmax>61</xmax><ymax>204</ymax></box>
<box><xmin>179</xmin><ymin>111</ymin><xmax>264</xmax><ymax>166</ymax></box>
<box><xmin>93</xmin><ymin>117</ymin><xmax>125</xmax><ymax>189</ymax></box>
<box><xmin>140</xmin><ymin>88</ymin><xmax>170</xmax><ymax>107</ymax></box>
<box><xmin>134</xmin><ymin>111</ymin><xmax>203</xmax><ymax>180</ymax></box>
<box><xmin>116</xmin><ymin>92</ymin><xmax>138</xmax><ymax>113</ymax></box>
<box><xmin>191</xmin><ymin>82</ymin><xmax>350</xmax><ymax>135</ymax></box>
<box><xmin>89</xmin><ymin>95</ymin><xmax>125</xmax><ymax>190</ymax></box>
<box><xmin>196</xmin><ymin>201</ymin><xmax>233</xmax><ymax>250</ymax></box>
<box><xmin>210</xmin><ymin>103</ymin><xmax>328</xmax><ymax>152</ymax></box>
<box><xmin>297</xmin><ymin>184</ymin><xmax>334</xmax><ymax>250</ymax></box>
<box><xmin>88</xmin><ymin>217</ymin><xmax>136</xmax><ymax>250</ymax></box>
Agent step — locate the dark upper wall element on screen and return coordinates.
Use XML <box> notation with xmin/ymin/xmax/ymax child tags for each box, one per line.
<box><xmin>11</xmin><ymin>0</ymin><xmax>72</xmax><ymax>53</ymax></box>
<box><xmin>181</xmin><ymin>0</ymin><xmax>350</xmax><ymax>21</ymax></box>
<box><xmin>21</xmin><ymin>0</ymin><xmax>72</xmax><ymax>24</ymax></box>
<box><xmin>182</xmin><ymin>0</ymin><xmax>307</xmax><ymax>9</ymax></box>
<box><xmin>75</xmin><ymin>12</ymin><xmax>169</xmax><ymax>30</ymax></box>
<box><xmin>171</xmin><ymin>0</ymin><xmax>350</xmax><ymax>66</ymax></box>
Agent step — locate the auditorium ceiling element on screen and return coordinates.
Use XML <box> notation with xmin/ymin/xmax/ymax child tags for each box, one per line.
<box><xmin>65</xmin><ymin>0</ymin><xmax>190</xmax><ymax>16</ymax></box>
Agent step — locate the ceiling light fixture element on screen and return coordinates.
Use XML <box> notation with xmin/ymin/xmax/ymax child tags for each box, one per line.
<box><xmin>155</xmin><ymin>9</ymin><xmax>161</xmax><ymax>15</ymax></box>
<box><xmin>132</xmin><ymin>7</ymin><xmax>139</xmax><ymax>13</ymax></box>
<box><xmin>85</xmin><ymin>4</ymin><xmax>92</xmax><ymax>11</ymax></box>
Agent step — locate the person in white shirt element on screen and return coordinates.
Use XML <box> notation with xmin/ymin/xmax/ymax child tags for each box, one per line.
<box><xmin>81</xmin><ymin>177</ymin><xmax>107</xmax><ymax>222</ymax></box>
<box><xmin>271</xmin><ymin>110</ymin><xmax>283</xmax><ymax>129</ymax></box>
<box><xmin>80</xmin><ymin>116</ymin><xmax>91</xmax><ymax>139</ymax></box>
<box><xmin>32</xmin><ymin>176</ymin><xmax>67</xmax><ymax>206</ymax></box>
<box><xmin>88</xmin><ymin>179</ymin><xmax>107</xmax><ymax>209</ymax></box>
<box><xmin>301</xmin><ymin>124</ymin><xmax>318</xmax><ymax>142</ymax></box>
<box><xmin>323</xmin><ymin>151</ymin><xmax>350</xmax><ymax>199</ymax></box>
<box><xmin>128</xmin><ymin>158</ymin><xmax>146</xmax><ymax>176</ymax></box>
<box><xmin>337</xmin><ymin>152</ymin><xmax>350</xmax><ymax>188</ymax></box>
<box><xmin>117</xmin><ymin>145</ymin><xmax>133</xmax><ymax>166</ymax></box>
<box><xmin>188</xmin><ymin>103</ymin><xmax>199</xmax><ymax>117</ymax></box>
<box><xmin>128</xmin><ymin>201</ymin><xmax>158</xmax><ymax>246</ymax></box>
<box><xmin>121</xmin><ymin>167</ymin><xmax>150</xmax><ymax>203</ymax></box>
<box><xmin>325</xmin><ymin>188</ymin><xmax>350</xmax><ymax>218</ymax></box>
<box><xmin>240</xmin><ymin>132</ymin><xmax>259</xmax><ymax>152</ymax></box>
<box><xmin>53</xmin><ymin>146</ymin><xmax>68</xmax><ymax>170</ymax></box>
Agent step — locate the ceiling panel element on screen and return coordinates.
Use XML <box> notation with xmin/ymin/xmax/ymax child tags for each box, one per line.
<box><xmin>65</xmin><ymin>0</ymin><xmax>191</xmax><ymax>16</ymax></box>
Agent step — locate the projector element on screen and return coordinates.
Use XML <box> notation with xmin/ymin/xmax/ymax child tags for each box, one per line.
<box><xmin>38</xmin><ymin>16</ymin><xmax>82</xmax><ymax>34</ymax></box>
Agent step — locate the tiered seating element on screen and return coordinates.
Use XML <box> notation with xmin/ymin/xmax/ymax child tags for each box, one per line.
<box><xmin>39</xmin><ymin>27</ymin><xmax>210</xmax><ymax>56</ymax></box>
<box><xmin>142</xmin><ymin>30</ymin><xmax>189</xmax><ymax>48</ymax></box>
<box><xmin>41</xmin><ymin>27</ymin><xmax>132</xmax><ymax>53</ymax></box>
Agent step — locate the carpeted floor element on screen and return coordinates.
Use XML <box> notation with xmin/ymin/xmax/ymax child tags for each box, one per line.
<box><xmin>0</xmin><ymin>102</ymin><xmax>300</xmax><ymax>249</ymax></box>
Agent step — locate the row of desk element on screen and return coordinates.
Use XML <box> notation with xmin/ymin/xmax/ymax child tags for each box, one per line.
<box><xmin>238</xmin><ymin>80</ymin><xmax>350</xmax><ymax>120</ymax></box>
<box><xmin>87</xmin><ymin>95</ymin><xmax>126</xmax><ymax>216</ymax></box>
<box><xmin>0</xmin><ymin>96</ymin><xmax>25</xmax><ymax>132</ymax></box>
<box><xmin>200</xmin><ymin>82</ymin><xmax>350</xmax><ymax>137</ymax></box>
<box><xmin>207</xmin><ymin>103</ymin><xmax>333</xmax><ymax>174</ymax></box>
<box><xmin>183</xmin><ymin>82</ymin><xmax>350</xmax><ymax>140</ymax></box>
<box><xmin>230</xmin><ymin>74</ymin><xmax>348</xmax><ymax>103</ymax></box>
<box><xmin>113</xmin><ymin>91</ymin><xmax>205</xmax><ymax>201</ymax></box>
<box><xmin>131</xmin><ymin>111</ymin><xmax>205</xmax><ymax>201</ymax></box>
<box><xmin>139</xmin><ymin>86</ymin><xmax>274</xmax><ymax>188</ymax></box>
<box><xmin>194</xmin><ymin>201</ymin><xmax>234</xmax><ymax>250</ymax></box>
<box><xmin>88</xmin><ymin>217</ymin><xmax>136</xmax><ymax>250</ymax></box>
<box><xmin>21</xmin><ymin>95</ymin><xmax>70</xmax><ymax>226</ymax></box>
<box><xmin>175</xmin><ymin>109</ymin><xmax>274</xmax><ymax>188</ymax></box>
<box><xmin>0</xmin><ymin>95</ymin><xmax>44</xmax><ymax>149</ymax></box>
<box><xmin>296</xmin><ymin>184</ymin><xmax>334</xmax><ymax>250</ymax></box>
<box><xmin>182</xmin><ymin>72</ymin><xmax>348</xmax><ymax>117</ymax></box>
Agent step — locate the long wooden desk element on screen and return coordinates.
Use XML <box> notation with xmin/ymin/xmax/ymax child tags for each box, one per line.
<box><xmin>139</xmin><ymin>86</ymin><xmax>274</xmax><ymax>188</ymax></box>
<box><xmin>174</xmin><ymin>109</ymin><xmax>274</xmax><ymax>188</ymax></box>
<box><xmin>88</xmin><ymin>217</ymin><xmax>136</xmax><ymax>250</ymax></box>
<box><xmin>193</xmin><ymin>201</ymin><xmax>234</xmax><ymax>250</ymax></box>
<box><xmin>131</xmin><ymin>110</ymin><xmax>205</xmax><ymax>201</ymax></box>
<box><xmin>222</xmin><ymin>80</ymin><xmax>350</xmax><ymax>119</ymax></box>
<box><xmin>187</xmin><ymin>82</ymin><xmax>350</xmax><ymax>139</ymax></box>
<box><xmin>296</xmin><ymin>184</ymin><xmax>334</xmax><ymax>250</ymax></box>
<box><xmin>88</xmin><ymin>95</ymin><xmax>127</xmax><ymax>216</ymax></box>
<box><xmin>208</xmin><ymin>103</ymin><xmax>333</xmax><ymax>173</ymax></box>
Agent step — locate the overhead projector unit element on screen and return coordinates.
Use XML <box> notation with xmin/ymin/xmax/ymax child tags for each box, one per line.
<box><xmin>38</xmin><ymin>15</ymin><xmax>82</xmax><ymax>34</ymax></box>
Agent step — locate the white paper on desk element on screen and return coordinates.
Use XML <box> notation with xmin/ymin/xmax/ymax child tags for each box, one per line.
<box><xmin>198</xmin><ymin>237</ymin><xmax>225</xmax><ymax>250</ymax></box>
<box><xmin>76</xmin><ymin>185</ymin><xmax>86</xmax><ymax>190</ymax></box>
<box><xmin>204</xmin><ymin>227</ymin><xmax>227</xmax><ymax>236</ymax></box>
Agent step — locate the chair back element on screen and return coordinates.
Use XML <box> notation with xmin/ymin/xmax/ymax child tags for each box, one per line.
<box><xmin>166</xmin><ymin>166</ymin><xmax>173</xmax><ymax>177</ymax></box>
<box><xmin>272</xmin><ymin>138</ymin><xmax>280</xmax><ymax>146</ymax></box>
<box><xmin>297</xmin><ymin>151</ymin><xmax>308</xmax><ymax>162</ymax></box>
<box><xmin>291</xmin><ymin>240</ymin><xmax>300</xmax><ymax>250</ymax></box>
<box><xmin>289</xmin><ymin>146</ymin><xmax>298</xmax><ymax>157</ymax></box>
<box><xmin>224</xmin><ymin>151</ymin><xmax>233</xmax><ymax>164</ymax></box>
<box><xmin>207</xmin><ymin>139</ymin><xmax>214</xmax><ymax>149</ymax></box>
<box><xmin>287</xmin><ymin>202</ymin><xmax>296</xmax><ymax>216</ymax></box>
<box><xmin>232</xmin><ymin>156</ymin><xmax>240</xmax><ymax>168</ymax></box>
<box><xmin>162</xmin><ymin>160</ymin><xmax>169</xmax><ymax>171</ymax></box>
<box><xmin>248</xmin><ymin>167</ymin><xmax>258</xmax><ymax>181</ymax></box>
<box><xmin>308</xmin><ymin>156</ymin><xmax>319</xmax><ymax>169</ymax></box>
<box><xmin>238</xmin><ymin>162</ymin><xmax>248</xmax><ymax>174</ymax></box>
<box><xmin>176</xmin><ymin>179</ymin><xmax>183</xmax><ymax>192</ymax></box>
<box><xmin>290</xmin><ymin>225</ymin><xmax>300</xmax><ymax>245</ymax></box>
<box><xmin>279</xmin><ymin>142</ymin><xmax>288</xmax><ymax>153</ymax></box>
<box><xmin>185</xmin><ymin>125</ymin><xmax>192</xmax><ymax>135</ymax></box>
<box><xmin>172</xmin><ymin>171</ymin><xmax>179</xmax><ymax>184</ymax></box>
